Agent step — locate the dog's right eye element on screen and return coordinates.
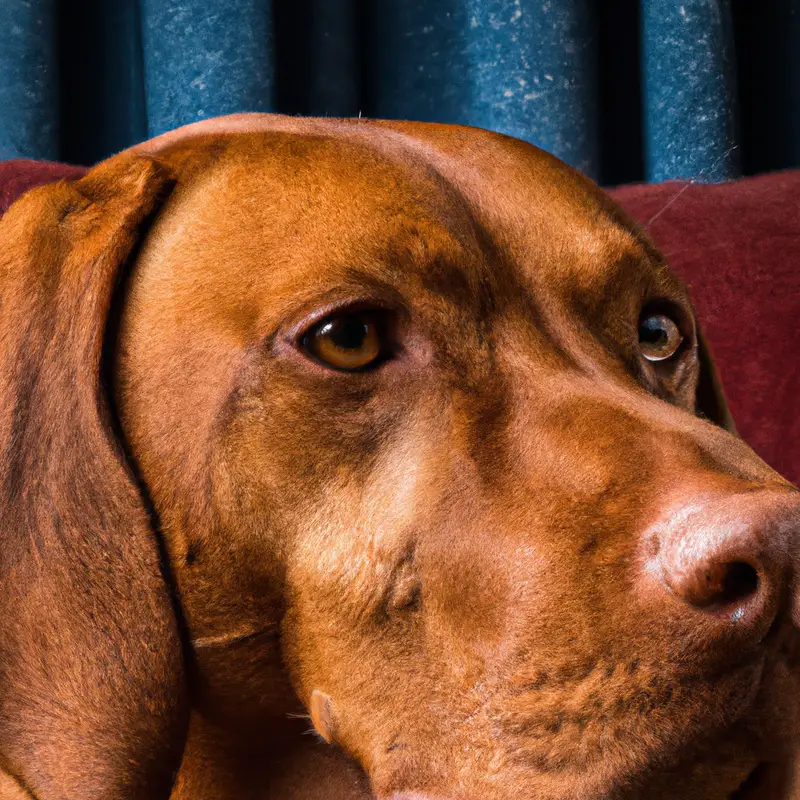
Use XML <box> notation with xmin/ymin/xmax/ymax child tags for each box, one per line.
<box><xmin>638</xmin><ymin>312</ymin><xmax>684</xmax><ymax>362</ymax></box>
<box><xmin>301</xmin><ymin>310</ymin><xmax>387</xmax><ymax>371</ymax></box>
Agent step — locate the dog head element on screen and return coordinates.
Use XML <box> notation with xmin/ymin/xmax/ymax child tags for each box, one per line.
<box><xmin>2</xmin><ymin>115</ymin><xmax>798</xmax><ymax>799</ymax></box>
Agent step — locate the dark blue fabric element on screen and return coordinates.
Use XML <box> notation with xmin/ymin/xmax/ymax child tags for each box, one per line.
<box><xmin>59</xmin><ymin>0</ymin><xmax>147</xmax><ymax>165</ymax></box>
<box><xmin>733</xmin><ymin>0</ymin><xmax>800</xmax><ymax>175</ymax></box>
<box><xmin>0</xmin><ymin>0</ymin><xmax>58</xmax><ymax>160</ymax></box>
<box><xmin>306</xmin><ymin>0</ymin><xmax>359</xmax><ymax>116</ymax></box>
<box><xmin>643</xmin><ymin>0</ymin><xmax>740</xmax><ymax>182</ymax></box>
<box><xmin>597</xmin><ymin>0</ymin><xmax>644</xmax><ymax>185</ymax></box>
<box><xmin>140</xmin><ymin>0</ymin><xmax>275</xmax><ymax>137</ymax></box>
<box><xmin>275</xmin><ymin>0</ymin><xmax>360</xmax><ymax>117</ymax></box>
<box><xmin>368</xmin><ymin>0</ymin><xmax>598</xmax><ymax>177</ymax></box>
<box><xmin>0</xmin><ymin>0</ymin><xmax>797</xmax><ymax>184</ymax></box>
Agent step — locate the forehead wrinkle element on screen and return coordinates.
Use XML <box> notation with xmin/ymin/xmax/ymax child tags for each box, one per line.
<box><xmin>144</xmin><ymin>131</ymin><xmax>539</xmax><ymax>361</ymax></box>
<box><xmin>380</xmin><ymin>160</ymin><xmax>633</xmax><ymax>380</ymax></box>
<box><xmin>374</xmin><ymin>124</ymin><xmax>672</xmax><ymax>310</ymax></box>
<box><xmin>253</xmin><ymin>143</ymin><xmax>498</xmax><ymax>331</ymax></box>
<box><xmin>327</xmin><ymin>127</ymin><xmax>525</xmax><ymax>320</ymax></box>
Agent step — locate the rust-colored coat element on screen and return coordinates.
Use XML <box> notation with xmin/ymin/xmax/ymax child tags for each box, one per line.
<box><xmin>0</xmin><ymin>115</ymin><xmax>798</xmax><ymax>800</ymax></box>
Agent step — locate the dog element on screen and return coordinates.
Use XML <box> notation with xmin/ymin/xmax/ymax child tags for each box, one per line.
<box><xmin>0</xmin><ymin>114</ymin><xmax>798</xmax><ymax>800</ymax></box>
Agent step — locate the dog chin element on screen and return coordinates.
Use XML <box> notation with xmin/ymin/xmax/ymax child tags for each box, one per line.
<box><xmin>698</xmin><ymin>638</ymin><xmax>800</xmax><ymax>800</ymax></box>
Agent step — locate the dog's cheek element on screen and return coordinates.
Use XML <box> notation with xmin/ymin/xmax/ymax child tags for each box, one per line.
<box><xmin>251</xmin><ymin>372</ymin><xmax>402</xmax><ymax>500</ymax></box>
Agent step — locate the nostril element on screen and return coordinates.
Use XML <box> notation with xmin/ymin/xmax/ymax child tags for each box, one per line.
<box><xmin>658</xmin><ymin>544</ymin><xmax>782</xmax><ymax>645</ymax></box>
<box><xmin>650</xmin><ymin>491</ymin><xmax>799</xmax><ymax>641</ymax></box>
<box><xmin>690</xmin><ymin>561</ymin><xmax>760</xmax><ymax>609</ymax></box>
<box><xmin>718</xmin><ymin>562</ymin><xmax>760</xmax><ymax>606</ymax></box>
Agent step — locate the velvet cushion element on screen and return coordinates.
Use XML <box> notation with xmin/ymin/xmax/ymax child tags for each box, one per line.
<box><xmin>0</xmin><ymin>160</ymin><xmax>86</xmax><ymax>212</ymax></box>
<box><xmin>0</xmin><ymin>160</ymin><xmax>796</xmax><ymax>485</ymax></box>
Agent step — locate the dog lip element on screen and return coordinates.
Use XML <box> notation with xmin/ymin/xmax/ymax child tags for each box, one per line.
<box><xmin>728</xmin><ymin>762</ymin><xmax>781</xmax><ymax>799</ymax></box>
<box><xmin>730</xmin><ymin>763</ymin><xmax>765</xmax><ymax>797</ymax></box>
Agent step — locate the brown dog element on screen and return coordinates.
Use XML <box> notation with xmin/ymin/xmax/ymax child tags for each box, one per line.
<box><xmin>1</xmin><ymin>114</ymin><xmax>798</xmax><ymax>800</ymax></box>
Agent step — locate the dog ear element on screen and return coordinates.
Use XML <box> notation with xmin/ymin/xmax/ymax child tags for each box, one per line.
<box><xmin>695</xmin><ymin>326</ymin><xmax>737</xmax><ymax>434</ymax></box>
<box><xmin>0</xmin><ymin>155</ymin><xmax>187</xmax><ymax>799</ymax></box>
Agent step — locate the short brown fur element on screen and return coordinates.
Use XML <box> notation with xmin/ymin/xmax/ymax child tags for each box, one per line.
<box><xmin>0</xmin><ymin>115</ymin><xmax>798</xmax><ymax>800</ymax></box>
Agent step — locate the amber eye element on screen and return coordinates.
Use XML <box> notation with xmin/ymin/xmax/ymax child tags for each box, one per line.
<box><xmin>638</xmin><ymin>313</ymin><xmax>684</xmax><ymax>362</ymax></box>
<box><xmin>302</xmin><ymin>310</ymin><xmax>385</xmax><ymax>371</ymax></box>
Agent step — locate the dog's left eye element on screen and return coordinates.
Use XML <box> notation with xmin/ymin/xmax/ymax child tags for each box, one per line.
<box><xmin>302</xmin><ymin>310</ymin><xmax>386</xmax><ymax>371</ymax></box>
<box><xmin>638</xmin><ymin>312</ymin><xmax>684</xmax><ymax>362</ymax></box>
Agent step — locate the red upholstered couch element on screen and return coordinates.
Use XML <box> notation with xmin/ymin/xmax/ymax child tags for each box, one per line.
<box><xmin>1</xmin><ymin>160</ymin><xmax>797</xmax><ymax>486</ymax></box>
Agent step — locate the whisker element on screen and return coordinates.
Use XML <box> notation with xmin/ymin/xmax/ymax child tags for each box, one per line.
<box><xmin>191</xmin><ymin>624</ymin><xmax>278</xmax><ymax>648</ymax></box>
<box><xmin>645</xmin><ymin>144</ymin><xmax>740</xmax><ymax>228</ymax></box>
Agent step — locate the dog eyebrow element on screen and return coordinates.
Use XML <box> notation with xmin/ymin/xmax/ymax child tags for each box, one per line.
<box><xmin>257</xmin><ymin>281</ymin><xmax>408</xmax><ymax>356</ymax></box>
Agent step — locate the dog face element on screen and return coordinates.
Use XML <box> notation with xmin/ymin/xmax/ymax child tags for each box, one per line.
<box><xmin>2</xmin><ymin>116</ymin><xmax>798</xmax><ymax>800</ymax></box>
<box><xmin>113</xmin><ymin>120</ymin><xmax>800</xmax><ymax>798</ymax></box>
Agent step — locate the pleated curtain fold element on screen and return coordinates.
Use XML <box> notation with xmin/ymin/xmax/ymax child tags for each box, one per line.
<box><xmin>0</xmin><ymin>0</ymin><xmax>797</xmax><ymax>184</ymax></box>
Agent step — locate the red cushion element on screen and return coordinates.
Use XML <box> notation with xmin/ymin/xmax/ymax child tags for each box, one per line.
<box><xmin>1</xmin><ymin>160</ymin><xmax>797</xmax><ymax>486</ymax></box>
<box><xmin>0</xmin><ymin>160</ymin><xmax>87</xmax><ymax>216</ymax></box>
<box><xmin>610</xmin><ymin>173</ymin><xmax>800</xmax><ymax>487</ymax></box>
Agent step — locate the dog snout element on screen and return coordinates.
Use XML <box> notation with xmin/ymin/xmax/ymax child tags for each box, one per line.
<box><xmin>648</xmin><ymin>490</ymin><xmax>800</xmax><ymax>644</ymax></box>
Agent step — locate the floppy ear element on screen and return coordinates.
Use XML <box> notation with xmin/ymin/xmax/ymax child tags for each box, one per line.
<box><xmin>695</xmin><ymin>326</ymin><xmax>737</xmax><ymax>434</ymax></box>
<box><xmin>0</xmin><ymin>156</ymin><xmax>187</xmax><ymax>799</ymax></box>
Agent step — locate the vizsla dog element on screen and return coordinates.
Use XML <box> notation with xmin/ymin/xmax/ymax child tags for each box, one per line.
<box><xmin>0</xmin><ymin>114</ymin><xmax>798</xmax><ymax>800</ymax></box>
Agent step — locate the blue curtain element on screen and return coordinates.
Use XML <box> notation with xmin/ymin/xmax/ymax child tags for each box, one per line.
<box><xmin>1</xmin><ymin>0</ymin><xmax>797</xmax><ymax>185</ymax></box>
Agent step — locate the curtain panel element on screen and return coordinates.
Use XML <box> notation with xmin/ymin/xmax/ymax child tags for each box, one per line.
<box><xmin>0</xmin><ymin>0</ymin><xmax>798</xmax><ymax>185</ymax></box>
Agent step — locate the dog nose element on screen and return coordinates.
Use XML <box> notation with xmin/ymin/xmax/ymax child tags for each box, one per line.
<box><xmin>649</xmin><ymin>490</ymin><xmax>800</xmax><ymax>642</ymax></box>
